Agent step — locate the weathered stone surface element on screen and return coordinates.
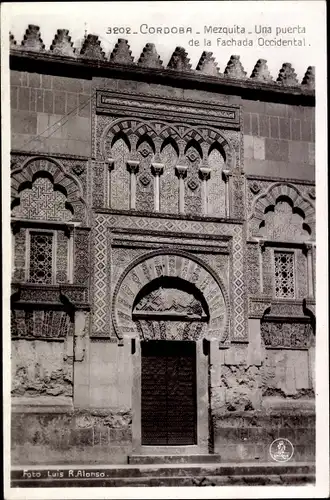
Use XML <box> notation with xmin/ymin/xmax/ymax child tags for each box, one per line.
<box><xmin>10</xmin><ymin>32</ymin><xmax>17</xmax><ymax>47</ymax></box>
<box><xmin>80</xmin><ymin>34</ymin><xmax>105</xmax><ymax>60</ymax></box>
<box><xmin>138</xmin><ymin>43</ymin><xmax>163</xmax><ymax>68</ymax></box>
<box><xmin>250</xmin><ymin>59</ymin><xmax>273</xmax><ymax>81</ymax></box>
<box><xmin>301</xmin><ymin>66</ymin><xmax>315</xmax><ymax>89</ymax></box>
<box><xmin>167</xmin><ymin>47</ymin><xmax>191</xmax><ymax>71</ymax></box>
<box><xmin>196</xmin><ymin>52</ymin><xmax>220</xmax><ymax>76</ymax></box>
<box><xmin>21</xmin><ymin>25</ymin><xmax>45</xmax><ymax>51</ymax></box>
<box><xmin>224</xmin><ymin>55</ymin><xmax>246</xmax><ymax>78</ymax></box>
<box><xmin>277</xmin><ymin>63</ymin><xmax>299</xmax><ymax>86</ymax></box>
<box><xmin>50</xmin><ymin>29</ymin><xmax>76</xmax><ymax>57</ymax></box>
<box><xmin>110</xmin><ymin>38</ymin><xmax>134</xmax><ymax>64</ymax></box>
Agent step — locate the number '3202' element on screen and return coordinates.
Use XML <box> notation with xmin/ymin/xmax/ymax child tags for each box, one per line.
<box><xmin>106</xmin><ymin>27</ymin><xmax>132</xmax><ymax>35</ymax></box>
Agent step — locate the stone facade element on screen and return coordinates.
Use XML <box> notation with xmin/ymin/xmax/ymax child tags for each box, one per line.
<box><xmin>10</xmin><ymin>26</ymin><xmax>315</xmax><ymax>466</ymax></box>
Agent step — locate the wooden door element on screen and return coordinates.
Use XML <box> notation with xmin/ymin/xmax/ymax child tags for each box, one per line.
<box><xmin>141</xmin><ymin>340</ymin><xmax>197</xmax><ymax>445</ymax></box>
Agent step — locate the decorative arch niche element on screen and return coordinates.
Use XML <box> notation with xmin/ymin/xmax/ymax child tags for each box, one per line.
<box><xmin>11</xmin><ymin>157</ymin><xmax>86</xmax><ymax>222</ymax></box>
<box><xmin>112</xmin><ymin>251</ymin><xmax>229</xmax><ymax>343</ymax></box>
<box><xmin>250</xmin><ymin>183</ymin><xmax>315</xmax><ymax>240</ymax></box>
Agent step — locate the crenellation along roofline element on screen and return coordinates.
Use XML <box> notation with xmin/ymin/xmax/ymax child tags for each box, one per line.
<box><xmin>8</xmin><ymin>25</ymin><xmax>315</xmax><ymax>103</ymax></box>
<box><xmin>10</xmin><ymin>49</ymin><xmax>315</xmax><ymax>106</ymax></box>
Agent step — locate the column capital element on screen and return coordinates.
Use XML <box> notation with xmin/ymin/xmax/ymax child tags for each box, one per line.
<box><xmin>199</xmin><ymin>167</ymin><xmax>211</xmax><ymax>181</ymax></box>
<box><xmin>106</xmin><ymin>158</ymin><xmax>115</xmax><ymax>171</ymax></box>
<box><xmin>259</xmin><ymin>240</ymin><xmax>266</xmax><ymax>252</ymax></box>
<box><xmin>304</xmin><ymin>242</ymin><xmax>314</xmax><ymax>252</ymax></box>
<box><xmin>175</xmin><ymin>165</ymin><xmax>188</xmax><ymax>179</ymax></box>
<box><xmin>126</xmin><ymin>160</ymin><xmax>139</xmax><ymax>174</ymax></box>
<box><xmin>222</xmin><ymin>169</ymin><xmax>231</xmax><ymax>182</ymax></box>
<box><xmin>151</xmin><ymin>162</ymin><xmax>164</xmax><ymax>177</ymax></box>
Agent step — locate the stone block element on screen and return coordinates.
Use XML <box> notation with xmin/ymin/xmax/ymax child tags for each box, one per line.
<box><xmin>18</xmin><ymin>86</ymin><xmax>30</xmax><ymax>111</ymax></box>
<box><xmin>293</xmin><ymin>350</ymin><xmax>310</xmax><ymax>390</ymax></box>
<box><xmin>11</xmin><ymin>110</ymin><xmax>37</xmax><ymax>135</ymax></box>
<box><xmin>54</xmin><ymin>91</ymin><xmax>66</xmax><ymax>115</ymax></box>
<box><xmin>253</xmin><ymin>137</ymin><xmax>265</xmax><ymax>160</ymax></box>
<box><xmin>270</xmin><ymin>116</ymin><xmax>279</xmax><ymax>139</ymax></box>
<box><xmin>224</xmin><ymin>345</ymin><xmax>247</xmax><ymax>365</ymax></box>
<box><xmin>251</xmin><ymin>113</ymin><xmax>259</xmax><ymax>136</ymax></box>
<box><xmin>265</xmin><ymin>138</ymin><xmax>288</xmax><ymax>161</ymax></box>
<box><xmin>259</xmin><ymin>114</ymin><xmax>270</xmax><ymax>137</ymax></box>
<box><xmin>288</xmin><ymin>141</ymin><xmax>309</xmax><ymax>164</ymax></box>
<box><xmin>73</xmin><ymin>384</ymin><xmax>90</xmax><ymax>407</ymax></box>
<box><xmin>291</xmin><ymin>119</ymin><xmax>301</xmax><ymax>141</ymax></box>
<box><xmin>264</xmin><ymin>102</ymin><xmax>288</xmax><ymax>117</ymax></box>
<box><xmin>288</xmin><ymin>105</ymin><xmax>305</xmax><ymax>119</ymax></box>
<box><xmin>28</xmin><ymin>72</ymin><xmax>41</xmax><ymax>88</ymax></box>
<box><xmin>244</xmin><ymin>135</ymin><xmax>254</xmax><ymax>158</ymax></box>
<box><xmin>242</xmin><ymin>99</ymin><xmax>265</xmax><ymax>114</ymax></box>
<box><xmin>93</xmin><ymin>426</ymin><xmax>110</xmax><ymax>446</ymax></box>
<box><xmin>243</xmin><ymin>113</ymin><xmax>251</xmax><ymax>134</ymax></box>
<box><xmin>10</xmin><ymin>71</ymin><xmax>23</xmax><ymax>86</ymax></box>
<box><xmin>36</xmin><ymin>89</ymin><xmax>44</xmax><ymax>112</ymax></box>
<box><xmin>279</xmin><ymin>118</ymin><xmax>291</xmax><ymax>140</ymax></box>
<box><xmin>69</xmin><ymin>428</ymin><xmax>94</xmax><ymax>447</ymax></box>
<box><xmin>78</xmin><ymin>94</ymin><xmax>91</xmax><ymax>118</ymax></box>
<box><xmin>29</xmin><ymin>88</ymin><xmax>36</xmax><ymax>112</ymax></box>
<box><xmin>61</xmin><ymin>116</ymin><xmax>90</xmax><ymax>142</ymax></box>
<box><xmin>43</xmin><ymin>90</ymin><xmax>54</xmax><ymax>114</ymax></box>
<box><xmin>66</xmin><ymin>92</ymin><xmax>78</xmax><ymax>114</ymax></box>
<box><xmin>53</xmin><ymin>75</ymin><xmax>83</xmax><ymax>93</ymax></box>
<box><xmin>41</xmin><ymin>74</ymin><xmax>52</xmax><ymax>89</ymax></box>
<box><xmin>301</xmin><ymin>120</ymin><xmax>313</xmax><ymax>142</ymax></box>
<box><xmin>10</xmin><ymin>86</ymin><xmax>18</xmax><ymax>109</ymax></box>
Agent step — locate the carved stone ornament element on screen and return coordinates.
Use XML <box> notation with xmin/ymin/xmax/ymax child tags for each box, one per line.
<box><xmin>138</xmin><ymin>43</ymin><xmax>163</xmax><ymax>68</ymax></box>
<box><xmin>139</xmin><ymin>174</ymin><xmax>151</xmax><ymax>187</ymax></box>
<box><xmin>72</xmin><ymin>164</ymin><xmax>85</xmax><ymax>176</ymax></box>
<box><xmin>196</xmin><ymin>51</ymin><xmax>220</xmax><ymax>76</ymax></box>
<box><xmin>167</xmin><ymin>47</ymin><xmax>192</xmax><ymax>71</ymax></box>
<box><xmin>250</xmin><ymin>181</ymin><xmax>261</xmax><ymax>194</ymax></box>
<box><xmin>261</xmin><ymin>320</ymin><xmax>313</xmax><ymax>349</ymax></box>
<box><xmin>50</xmin><ymin>29</ymin><xmax>76</xmax><ymax>57</ymax></box>
<box><xmin>250</xmin><ymin>59</ymin><xmax>273</xmax><ymax>81</ymax></box>
<box><xmin>21</xmin><ymin>25</ymin><xmax>45</xmax><ymax>51</ymax></box>
<box><xmin>187</xmin><ymin>178</ymin><xmax>199</xmax><ymax>191</ymax></box>
<box><xmin>301</xmin><ymin>66</ymin><xmax>315</xmax><ymax>89</ymax></box>
<box><xmin>110</xmin><ymin>38</ymin><xmax>134</xmax><ymax>64</ymax></box>
<box><xmin>10</xmin><ymin>32</ymin><xmax>17</xmax><ymax>47</ymax></box>
<box><xmin>277</xmin><ymin>63</ymin><xmax>299</xmax><ymax>86</ymax></box>
<box><xmin>80</xmin><ymin>34</ymin><xmax>105</xmax><ymax>60</ymax></box>
<box><xmin>224</xmin><ymin>55</ymin><xmax>247</xmax><ymax>79</ymax></box>
<box><xmin>112</xmin><ymin>251</ymin><xmax>229</xmax><ymax>342</ymax></box>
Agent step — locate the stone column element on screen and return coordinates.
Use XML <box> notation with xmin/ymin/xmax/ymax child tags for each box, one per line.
<box><xmin>106</xmin><ymin>158</ymin><xmax>115</xmax><ymax>208</ymax></box>
<box><xmin>222</xmin><ymin>170</ymin><xmax>230</xmax><ymax>217</ymax></box>
<box><xmin>199</xmin><ymin>166</ymin><xmax>211</xmax><ymax>215</ymax></box>
<box><xmin>259</xmin><ymin>240</ymin><xmax>266</xmax><ymax>294</ymax></box>
<box><xmin>305</xmin><ymin>243</ymin><xmax>314</xmax><ymax>298</ymax></box>
<box><xmin>126</xmin><ymin>160</ymin><xmax>139</xmax><ymax>210</ymax></box>
<box><xmin>175</xmin><ymin>165</ymin><xmax>188</xmax><ymax>214</ymax></box>
<box><xmin>151</xmin><ymin>163</ymin><xmax>164</xmax><ymax>212</ymax></box>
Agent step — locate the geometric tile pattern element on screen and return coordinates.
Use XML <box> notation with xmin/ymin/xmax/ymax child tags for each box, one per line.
<box><xmin>12</xmin><ymin>176</ymin><xmax>73</xmax><ymax>221</ymax></box>
<box><xmin>93</xmin><ymin>213</ymin><xmax>246</xmax><ymax>341</ymax></box>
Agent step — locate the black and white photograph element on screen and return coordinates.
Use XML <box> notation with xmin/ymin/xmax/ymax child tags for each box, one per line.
<box><xmin>1</xmin><ymin>1</ymin><xmax>328</xmax><ymax>498</ymax></box>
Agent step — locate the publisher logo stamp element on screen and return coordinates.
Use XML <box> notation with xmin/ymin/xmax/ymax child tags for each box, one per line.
<box><xmin>269</xmin><ymin>438</ymin><xmax>294</xmax><ymax>462</ymax></box>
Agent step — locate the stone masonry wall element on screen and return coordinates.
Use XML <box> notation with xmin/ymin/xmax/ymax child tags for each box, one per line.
<box><xmin>10</xmin><ymin>71</ymin><xmax>92</xmax><ymax>156</ymax></box>
<box><xmin>243</xmin><ymin>99</ymin><xmax>315</xmax><ymax>180</ymax></box>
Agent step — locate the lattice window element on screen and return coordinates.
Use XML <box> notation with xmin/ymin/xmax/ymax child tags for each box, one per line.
<box><xmin>28</xmin><ymin>232</ymin><xmax>54</xmax><ymax>284</ymax></box>
<box><xmin>274</xmin><ymin>251</ymin><xmax>295</xmax><ymax>298</ymax></box>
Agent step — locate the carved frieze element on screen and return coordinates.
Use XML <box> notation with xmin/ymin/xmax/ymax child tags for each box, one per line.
<box><xmin>11</xmin><ymin>309</ymin><xmax>73</xmax><ymax>339</ymax></box>
<box><xmin>261</xmin><ymin>320</ymin><xmax>313</xmax><ymax>349</ymax></box>
<box><xmin>96</xmin><ymin>91</ymin><xmax>240</xmax><ymax>129</ymax></box>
